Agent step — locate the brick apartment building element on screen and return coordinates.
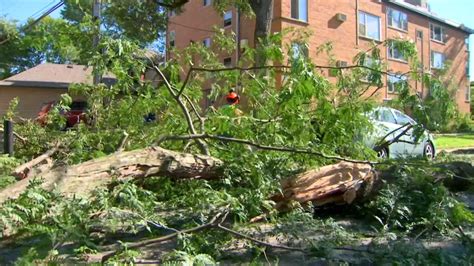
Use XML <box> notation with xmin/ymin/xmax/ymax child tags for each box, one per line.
<box><xmin>167</xmin><ymin>0</ymin><xmax>473</xmax><ymax>113</ymax></box>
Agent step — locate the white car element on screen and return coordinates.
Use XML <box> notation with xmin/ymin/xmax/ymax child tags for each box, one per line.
<box><xmin>365</xmin><ymin>107</ymin><xmax>436</xmax><ymax>159</ymax></box>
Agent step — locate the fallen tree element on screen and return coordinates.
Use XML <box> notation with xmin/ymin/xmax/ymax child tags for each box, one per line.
<box><xmin>0</xmin><ymin>146</ymin><xmax>223</xmax><ymax>204</ymax></box>
<box><xmin>271</xmin><ymin>162</ymin><xmax>378</xmax><ymax>211</ymax></box>
<box><xmin>271</xmin><ymin>161</ymin><xmax>473</xmax><ymax>212</ymax></box>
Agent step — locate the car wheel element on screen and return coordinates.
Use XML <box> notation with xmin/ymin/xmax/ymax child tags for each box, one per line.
<box><xmin>424</xmin><ymin>142</ymin><xmax>435</xmax><ymax>160</ymax></box>
<box><xmin>377</xmin><ymin>147</ymin><xmax>389</xmax><ymax>159</ymax></box>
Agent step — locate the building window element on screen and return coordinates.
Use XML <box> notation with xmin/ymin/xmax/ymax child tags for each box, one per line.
<box><xmin>291</xmin><ymin>0</ymin><xmax>308</xmax><ymax>22</ymax></box>
<box><xmin>169</xmin><ymin>31</ymin><xmax>175</xmax><ymax>47</ymax></box>
<box><xmin>416</xmin><ymin>30</ymin><xmax>423</xmax><ymax>39</ymax></box>
<box><xmin>467</xmin><ymin>61</ymin><xmax>470</xmax><ymax>77</ymax></box>
<box><xmin>430</xmin><ymin>51</ymin><xmax>445</xmax><ymax>69</ymax></box>
<box><xmin>202</xmin><ymin>38</ymin><xmax>211</xmax><ymax>48</ymax></box>
<box><xmin>359</xmin><ymin>11</ymin><xmax>381</xmax><ymax>41</ymax></box>
<box><xmin>203</xmin><ymin>0</ymin><xmax>211</xmax><ymax>6</ymax></box>
<box><xmin>224</xmin><ymin>11</ymin><xmax>232</xmax><ymax>27</ymax></box>
<box><xmin>466</xmin><ymin>86</ymin><xmax>471</xmax><ymax>102</ymax></box>
<box><xmin>387</xmin><ymin>8</ymin><xmax>408</xmax><ymax>31</ymax></box>
<box><xmin>388</xmin><ymin>42</ymin><xmax>407</xmax><ymax>62</ymax></box>
<box><xmin>223</xmin><ymin>57</ymin><xmax>232</xmax><ymax>67</ymax></box>
<box><xmin>387</xmin><ymin>74</ymin><xmax>407</xmax><ymax>93</ymax></box>
<box><xmin>430</xmin><ymin>24</ymin><xmax>445</xmax><ymax>43</ymax></box>
<box><xmin>360</xmin><ymin>56</ymin><xmax>380</xmax><ymax>83</ymax></box>
<box><xmin>291</xmin><ymin>42</ymin><xmax>308</xmax><ymax>60</ymax></box>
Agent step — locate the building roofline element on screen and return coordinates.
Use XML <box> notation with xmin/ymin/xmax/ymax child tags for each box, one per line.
<box><xmin>0</xmin><ymin>80</ymin><xmax>70</xmax><ymax>89</ymax></box>
<box><xmin>383</xmin><ymin>0</ymin><xmax>474</xmax><ymax>34</ymax></box>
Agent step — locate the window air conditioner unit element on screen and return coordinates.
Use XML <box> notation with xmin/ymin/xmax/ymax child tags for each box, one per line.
<box><xmin>240</xmin><ymin>39</ymin><xmax>249</xmax><ymax>47</ymax></box>
<box><xmin>336</xmin><ymin>13</ymin><xmax>347</xmax><ymax>22</ymax></box>
<box><xmin>336</xmin><ymin>60</ymin><xmax>348</xmax><ymax>67</ymax></box>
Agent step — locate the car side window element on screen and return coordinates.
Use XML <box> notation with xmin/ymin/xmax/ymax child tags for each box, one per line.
<box><xmin>393</xmin><ymin>110</ymin><xmax>413</xmax><ymax>125</ymax></box>
<box><xmin>380</xmin><ymin>109</ymin><xmax>397</xmax><ymax>124</ymax></box>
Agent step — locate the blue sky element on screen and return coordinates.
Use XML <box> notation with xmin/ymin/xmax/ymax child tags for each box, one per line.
<box><xmin>429</xmin><ymin>0</ymin><xmax>474</xmax><ymax>80</ymax></box>
<box><xmin>1</xmin><ymin>0</ymin><xmax>473</xmax><ymax>79</ymax></box>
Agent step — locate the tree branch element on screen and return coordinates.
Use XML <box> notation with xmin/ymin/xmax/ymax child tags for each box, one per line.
<box><xmin>98</xmin><ymin>211</ymin><xmax>223</xmax><ymax>263</ymax></box>
<box><xmin>157</xmin><ymin>133</ymin><xmax>375</xmax><ymax>165</ymax></box>
<box><xmin>217</xmin><ymin>224</ymin><xmax>306</xmax><ymax>253</ymax></box>
<box><xmin>151</xmin><ymin>65</ymin><xmax>209</xmax><ymax>155</ymax></box>
<box><xmin>374</xmin><ymin>123</ymin><xmax>413</xmax><ymax>152</ymax></box>
<box><xmin>189</xmin><ymin>65</ymin><xmax>420</xmax><ymax>78</ymax></box>
<box><xmin>96</xmin><ymin>210</ymin><xmax>308</xmax><ymax>263</ymax></box>
<box><xmin>178</xmin><ymin>65</ymin><xmax>193</xmax><ymax>97</ymax></box>
<box><xmin>12</xmin><ymin>144</ymin><xmax>59</xmax><ymax>179</ymax></box>
<box><xmin>0</xmin><ymin>126</ymin><xmax>28</xmax><ymax>143</ymax></box>
<box><xmin>117</xmin><ymin>131</ymin><xmax>129</xmax><ymax>152</ymax></box>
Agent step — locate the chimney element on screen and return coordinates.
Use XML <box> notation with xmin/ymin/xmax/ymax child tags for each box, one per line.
<box><xmin>404</xmin><ymin>0</ymin><xmax>429</xmax><ymax>9</ymax></box>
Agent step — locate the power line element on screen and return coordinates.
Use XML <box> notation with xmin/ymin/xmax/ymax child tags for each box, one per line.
<box><xmin>0</xmin><ymin>0</ymin><xmax>64</xmax><ymax>45</ymax></box>
<box><xmin>23</xmin><ymin>1</ymin><xmax>64</xmax><ymax>32</ymax></box>
<box><xmin>27</xmin><ymin>0</ymin><xmax>59</xmax><ymax>22</ymax></box>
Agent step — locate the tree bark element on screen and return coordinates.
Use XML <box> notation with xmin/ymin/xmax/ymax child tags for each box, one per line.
<box><xmin>12</xmin><ymin>145</ymin><xmax>59</xmax><ymax>179</ymax></box>
<box><xmin>249</xmin><ymin>0</ymin><xmax>274</xmax><ymax>66</ymax></box>
<box><xmin>0</xmin><ymin>146</ymin><xmax>223</xmax><ymax>204</ymax></box>
<box><xmin>271</xmin><ymin>161</ymin><xmax>474</xmax><ymax>211</ymax></box>
<box><xmin>271</xmin><ymin>162</ymin><xmax>379</xmax><ymax>211</ymax></box>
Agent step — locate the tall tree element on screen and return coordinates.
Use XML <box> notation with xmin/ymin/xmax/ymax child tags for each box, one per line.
<box><xmin>249</xmin><ymin>0</ymin><xmax>274</xmax><ymax>66</ymax></box>
<box><xmin>213</xmin><ymin>0</ymin><xmax>274</xmax><ymax>66</ymax></box>
<box><xmin>0</xmin><ymin>17</ymin><xmax>88</xmax><ymax>79</ymax></box>
<box><xmin>61</xmin><ymin>0</ymin><xmax>189</xmax><ymax>45</ymax></box>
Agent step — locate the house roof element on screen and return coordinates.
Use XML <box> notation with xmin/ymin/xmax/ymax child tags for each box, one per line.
<box><xmin>0</xmin><ymin>63</ymin><xmax>116</xmax><ymax>89</ymax></box>
<box><xmin>384</xmin><ymin>0</ymin><xmax>474</xmax><ymax>34</ymax></box>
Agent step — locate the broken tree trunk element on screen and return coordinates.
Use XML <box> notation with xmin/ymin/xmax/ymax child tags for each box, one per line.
<box><xmin>12</xmin><ymin>145</ymin><xmax>59</xmax><ymax>179</ymax></box>
<box><xmin>0</xmin><ymin>146</ymin><xmax>223</xmax><ymax>204</ymax></box>
<box><xmin>271</xmin><ymin>162</ymin><xmax>379</xmax><ymax>211</ymax></box>
<box><xmin>271</xmin><ymin>161</ymin><xmax>474</xmax><ymax>212</ymax></box>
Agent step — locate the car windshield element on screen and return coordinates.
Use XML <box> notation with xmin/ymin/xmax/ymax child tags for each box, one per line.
<box><xmin>393</xmin><ymin>110</ymin><xmax>415</xmax><ymax>125</ymax></box>
<box><xmin>369</xmin><ymin>108</ymin><xmax>397</xmax><ymax>124</ymax></box>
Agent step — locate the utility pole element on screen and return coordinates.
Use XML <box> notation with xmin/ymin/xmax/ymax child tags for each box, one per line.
<box><xmin>92</xmin><ymin>0</ymin><xmax>101</xmax><ymax>85</ymax></box>
<box><xmin>3</xmin><ymin>120</ymin><xmax>14</xmax><ymax>156</ymax></box>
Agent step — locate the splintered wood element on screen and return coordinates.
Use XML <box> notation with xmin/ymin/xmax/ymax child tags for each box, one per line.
<box><xmin>0</xmin><ymin>146</ymin><xmax>223</xmax><ymax>204</ymax></box>
<box><xmin>272</xmin><ymin>162</ymin><xmax>378</xmax><ymax>210</ymax></box>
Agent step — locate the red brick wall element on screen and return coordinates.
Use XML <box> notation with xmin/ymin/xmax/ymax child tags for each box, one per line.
<box><xmin>168</xmin><ymin>0</ymin><xmax>470</xmax><ymax>113</ymax></box>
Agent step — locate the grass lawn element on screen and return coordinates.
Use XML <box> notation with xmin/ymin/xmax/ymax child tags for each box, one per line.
<box><xmin>435</xmin><ymin>134</ymin><xmax>474</xmax><ymax>150</ymax></box>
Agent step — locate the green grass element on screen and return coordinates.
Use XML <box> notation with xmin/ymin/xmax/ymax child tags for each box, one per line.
<box><xmin>435</xmin><ymin>134</ymin><xmax>474</xmax><ymax>150</ymax></box>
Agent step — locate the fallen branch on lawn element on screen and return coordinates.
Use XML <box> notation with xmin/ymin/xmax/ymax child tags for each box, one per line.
<box><xmin>157</xmin><ymin>133</ymin><xmax>375</xmax><ymax>165</ymax></box>
<box><xmin>96</xmin><ymin>212</ymin><xmax>224</xmax><ymax>263</ymax></box>
<box><xmin>216</xmin><ymin>224</ymin><xmax>306</xmax><ymax>253</ymax></box>
<box><xmin>0</xmin><ymin>146</ymin><xmax>223</xmax><ymax>204</ymax></box>
<box><xmin>117</xmin><ymin>131</ymin><xmax>129</xmax><ymax>152</ymax></box>
<box><xmin>11</xmin><ymin>144</ymin><xmax>60</xmax><ymax>179</ymax></box>
<box><xmin>94</xmin><ymin>211</ymin><xmax>308</xmax><ymax>263</ymax></box>
<box><xmin>0</xmin><ymin>126</ymin><xmax>28</xmax><ymax>143</ymax></box>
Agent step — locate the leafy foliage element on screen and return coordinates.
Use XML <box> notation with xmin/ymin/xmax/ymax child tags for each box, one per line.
<box><xmin>362</xmin><ymin>163</ymin><xmax>473</xmax><ymax>234</ymax></box>
<box><xmin>0</xmin><ymin>155</ymin><xmax>19</xmax><ymax>189</ymax></box>
<box><xmin>0</xmin><ymin>20</ymin><xmax>472</xmax><ymax>265</ymax></box>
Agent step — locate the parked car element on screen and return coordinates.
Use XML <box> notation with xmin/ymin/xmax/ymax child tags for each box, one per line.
<box><xmin>364</xmin><ymin>107</ymin><xmax>436</xmax><ymax>159</ymax></box>
<box><xmin>37</xmin><ymin>101</ymin><xmax>88</xmax><ymax>128</ymax></box>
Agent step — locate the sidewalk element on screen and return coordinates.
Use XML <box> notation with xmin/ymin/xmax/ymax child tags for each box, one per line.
<box><xmin>439</xmin><ymin>147</ymin><xmax>474</xmax><ymax>154</ymax></box>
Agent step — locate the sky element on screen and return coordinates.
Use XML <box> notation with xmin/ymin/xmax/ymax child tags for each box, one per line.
<box><xmin>1</xmin><ymin>0</ymin><xmax>474</xmax><ymax>79</ymax></box>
